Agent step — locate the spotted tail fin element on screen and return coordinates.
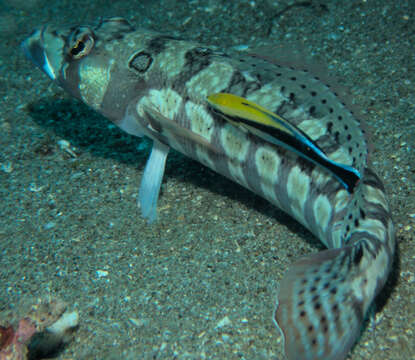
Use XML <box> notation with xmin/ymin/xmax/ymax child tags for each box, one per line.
<box><xmin>274</xmin><ymin>245</ymin><xmax>366</xmax><ymax>360</ymax></box>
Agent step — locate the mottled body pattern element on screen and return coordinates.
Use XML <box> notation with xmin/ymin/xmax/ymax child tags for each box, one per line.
<box><xmin>23</xmin><ymin>18</ymin><xmax>394</xmax><ymax>360</ymax></box>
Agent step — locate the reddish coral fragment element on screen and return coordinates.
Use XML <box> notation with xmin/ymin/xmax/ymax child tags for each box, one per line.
<box><xmin>0</xmin><ymin>325</ymin><xmax>14</xmax><ymax>349</ymax></box>
<box><xmin>14</xmin><ymin>319</ymin><xmax>36</xmax><ymax>346</ymax></box>
<box><xmin>0</xmin><ymin>318</ymin><xmax>36</xmax><ymax>360</ymax></box>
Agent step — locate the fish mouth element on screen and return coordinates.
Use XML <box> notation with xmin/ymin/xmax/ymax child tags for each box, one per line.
<box><xmin>21</xmin><ymin>28</ymin><xmax>57</xmax><ymax>81</ymax></box>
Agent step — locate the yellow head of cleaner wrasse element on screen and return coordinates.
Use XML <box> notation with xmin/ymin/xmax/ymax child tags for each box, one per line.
<box><xmin>207</xmin><ymin>92</ymin><xmax>361</xmax><ymax>193</ymax></box>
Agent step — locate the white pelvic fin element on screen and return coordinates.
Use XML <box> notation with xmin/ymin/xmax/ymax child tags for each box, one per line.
<box><xmin>138</xmin><ymin>140</ymin><xmax>170</xmax><ymax>223</ymax></box>
<box><xmin>118</xmin><ymin>105</ymin><xmax>145</xmax><ymax>137</ymax></box>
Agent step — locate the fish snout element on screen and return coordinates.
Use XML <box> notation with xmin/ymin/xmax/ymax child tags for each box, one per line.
<box><xmin>21</xmin><ymin>27</ymin><xmax>57</xmax><ymax>80</ymax></box>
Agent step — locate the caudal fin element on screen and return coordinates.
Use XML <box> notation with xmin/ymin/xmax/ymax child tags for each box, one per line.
<box><xmin>274</xmin><ymin>245</ymin><xmax>365</xmax><ymax>360</ymax></box>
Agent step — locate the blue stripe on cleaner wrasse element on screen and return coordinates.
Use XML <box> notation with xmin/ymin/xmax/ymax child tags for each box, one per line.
<box><xmin>21</xmin><ymin>17</ymin><xmax>395</xmax><ymax>360</ymax></box>
<box><xmin>207</xmin><ymin>92</ymin><xmax>361</xmax><ymax>193</ymax></box>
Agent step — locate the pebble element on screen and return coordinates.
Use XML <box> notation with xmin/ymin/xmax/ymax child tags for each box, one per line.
<box><xmin>96</xmin><ymin>270</ymin><xmax>109</xmax><ymax>278</ymax></box>
<box><xmin>215</xmin><ymin>316</ymin><xmax>231</xmax><ymax>328</ymax></box>
<box><xmin>44</xmin><ymin>221</ymin><xmax>56</xmax><ymax>230</ymax></box>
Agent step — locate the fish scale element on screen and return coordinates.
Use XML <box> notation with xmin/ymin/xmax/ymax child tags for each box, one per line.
<box><xmin>22</xmin><ymin>17</ymin><xmax>395</xmax><ymax>360</ymax></box>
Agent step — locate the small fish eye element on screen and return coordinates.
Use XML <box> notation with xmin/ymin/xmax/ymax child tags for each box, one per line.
<box><xmin>69</xmin><ymin>29</ymin><xmax>94</xmax><ymax>59</ymax></box>
<box><xmin>70</xmin><ymin>40</ymin><xmax>85</xmax><ymax>56</ymax></box>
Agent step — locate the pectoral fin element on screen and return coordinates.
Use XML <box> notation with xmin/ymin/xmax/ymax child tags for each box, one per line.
<box><xmin>142</xmin><ymin>105</ymin><xmax>218</xmax><ymax>153</ymax></box>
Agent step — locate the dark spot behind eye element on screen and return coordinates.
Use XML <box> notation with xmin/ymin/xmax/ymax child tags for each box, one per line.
<box><xmin>129</xmin><ymin>51</ymin><xmax>153</xmax><ymax>73</ymax></box>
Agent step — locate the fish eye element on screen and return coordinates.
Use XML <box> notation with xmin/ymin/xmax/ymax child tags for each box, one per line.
<box><xmin>68</xmin><ymin>27</ymin><xmax>94</xmax><ymax>59</ymax></box>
